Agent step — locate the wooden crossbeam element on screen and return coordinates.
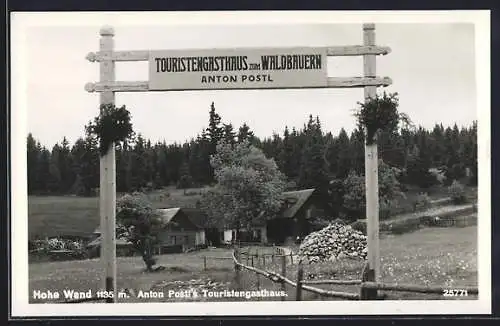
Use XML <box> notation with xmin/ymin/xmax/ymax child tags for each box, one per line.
<box><xmin>85</xmin><ymin>45</ymin><xmax>391</xmax><ymax>62</ymax></box>
<box><xmin>84</xmin><ymin>77</ymin><xmax>392</xmax><ymax>93</ymax></box>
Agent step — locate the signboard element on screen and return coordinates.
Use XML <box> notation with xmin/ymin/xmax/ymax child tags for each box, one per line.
<box><xmin>149</xmin><ymin>47</ymin><xmax>328</xmax><ymax>91</ymax></box>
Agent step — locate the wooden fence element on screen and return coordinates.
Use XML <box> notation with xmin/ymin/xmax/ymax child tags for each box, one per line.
<box><xmin>232</xmin><ymin>246</ymin><xmax>479</xmax><ymax>301</ymax></box>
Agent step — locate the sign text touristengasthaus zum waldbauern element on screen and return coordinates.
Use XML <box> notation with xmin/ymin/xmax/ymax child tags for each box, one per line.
<box><xmin>149</xmin><ymin>47</ymin><xmax>328</xmax><ymax>90</ymax></box>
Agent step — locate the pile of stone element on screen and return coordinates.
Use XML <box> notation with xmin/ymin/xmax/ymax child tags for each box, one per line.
<box><xmin>298</xmin><ymin>223</ymin><xmax>368</xmax><ymax>264</ymax></box>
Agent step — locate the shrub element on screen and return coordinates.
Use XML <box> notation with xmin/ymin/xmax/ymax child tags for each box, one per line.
<box><xmin>184</xmin><ymin>190</ymin><xmax>199</xmax><ymax>197</ymax></box>
<box><xmin>29</xmin><ymin>237</ymin><xmax>89</xmax><ymax>262</ymax></box>
<box><xmin>413</xmin><ymin>192</ymin><xmax>432</xmax><ymax>212</ymax></box>
<box><xmin>350</xmin><ymin>219</ymin><xmax>367</xmax><ymax>235</ymax></box>
<box><xmin>177</xmin><ymin>175</ymin><xmax>194</xmax><ymax>190</ymax></box>
<box><xmin>342</xmin><ymin>161</ymin><xmax>404</xmax><ymax>222</ymax></box>
<box><xmin>310</xmin><ymin>216</ymin><xmax>334</xmax><ymax>230</ymax></box>
<box><xmin>342</xmin><ymin>172</ymin><xmax>366</xmax><ymax>222</ymax></box>
<box><xmin>448</xmin><ymin>180</ymin><xmax>467</xmax><ymax>204</ymax></box>
<box><xmin>384</xmin><ymin>218</ymin><xmax>422</xmax><ymax>235</ymax></box>
<box><xmin>379</xmin><ymin>198</ymin><xmax>399</xmax><ymax>220</ymax></box>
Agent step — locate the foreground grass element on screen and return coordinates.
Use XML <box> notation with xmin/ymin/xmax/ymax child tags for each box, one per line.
<box><xmin>29</xmin><ymin>226</ymin><xmax>478</xmax><ymax>302</ymax></box>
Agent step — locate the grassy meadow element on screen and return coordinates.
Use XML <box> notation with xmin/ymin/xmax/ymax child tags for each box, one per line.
<box><xmin>28</xmin><ymin>185</ymin><xmax>477</xmax><ymax>240</ymax></box>
<box><xmin>29</xmin><ymin>226</ymin><xmax>478</xmax><ymax>302</ymax></box>
<box><xmin>28</xmin><ymin>187</ymin><xmax>207</xmax><ymax>239</ymax></box>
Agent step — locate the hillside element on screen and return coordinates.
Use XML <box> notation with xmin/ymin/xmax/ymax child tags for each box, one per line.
<box><xmin>28</xmin><ymin>187</ymin><xmax>205</xmax><ymax>239</ymax></box>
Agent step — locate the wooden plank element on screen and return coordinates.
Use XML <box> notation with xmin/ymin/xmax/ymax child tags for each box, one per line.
<box><xmin>231</xmin><ymin>252</ymin><xmax>359</xmax><ymax>300</ymax></box>
<box><xmin>302</xmin><ymin>279</ymin><xmax>362</xmax><ymax>285</ymax></box>
<box><xmin>301</xmin><ymin>284</ymin><xmax>359</xmax><ymax>300</ymax></box>
<box><xmin>84</xmin><ymin>77</ymin><xmax>392</xmax><ymax>93</ymax></box>
<box><xmin>85</xmin><ymin>46</ymin><xmax>391</xmax><ymax>62</ymax></box>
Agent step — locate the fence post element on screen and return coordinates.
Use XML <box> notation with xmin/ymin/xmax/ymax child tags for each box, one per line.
<box><xmin>256</xmin><ymin>269</ymin><xmax>261</xmax><ymax>301</ymax></box>
<box><xmin>281</xmin><ymin>255</ymin><xmax>287</xmax><ymax>301</ymax></box>
<box><xmin>295</xmin><ymin>261</ymin><xmax>303</xmax><ymax>301</ymax></box>
<box><xmin>234</xmin><ymin>246</ymin><xmax>242</xmax><ymax>291</ymax></box>
<box><xmin>203</xmin><ymin>256</ymin><xmax>207</xmax><ymax>271</ymax></box>
<box><xmin>360</xmin><ymin>262</ymin><xmax>377</xmax><ymax>300</ymax></box>
<box><xmin>290</xmin><ymin>252</ymin><xmax>293</xmax><ymax>265</ymax></box>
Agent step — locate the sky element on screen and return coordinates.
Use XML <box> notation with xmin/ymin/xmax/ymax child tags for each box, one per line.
<box><xmin>16</xmin><ymin>12</ymin><xmax>481</xmax><ymax>148</ymax></box>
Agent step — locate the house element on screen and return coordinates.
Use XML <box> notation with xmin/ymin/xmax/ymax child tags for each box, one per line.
<box><xmin>266</xmin><ymin>188</ymin><xmax>327</xmax><ymax>244</ymax></box>
<box><xmin>221</xmin><ymin>218</ymin><xmax>267</xmax><ymax>245</ymax></box>
<box><xmin>181</xmin><ymin>208</ymin><xmax>221</xmax><ymax>246</ymax></box>
<box><xmin>88</xmin><ymin>207</ymin><xmax>208</xmax><ymax>255</ymax></box>
<box><xmin>221</xmin><ymin>188</ymin><xmax>327</xmax><ymax>245</ymax></box>
<box><xmin>156</xmin><ymin>208</ymin><xmax>207</xmax><ymax>252</ymax></box>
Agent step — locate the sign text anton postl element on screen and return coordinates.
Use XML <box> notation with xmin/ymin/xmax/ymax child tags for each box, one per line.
<box><xmin>148</xmin><ymin>47</ymin><xmax>328</xmax><ymax>91</ymax></box>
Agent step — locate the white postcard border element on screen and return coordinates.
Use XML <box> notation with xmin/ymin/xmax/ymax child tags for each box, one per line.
<box><xmin>10</xmin><ymin>10</ymin><xmax>491</xmax><ymax>316</ymax></box>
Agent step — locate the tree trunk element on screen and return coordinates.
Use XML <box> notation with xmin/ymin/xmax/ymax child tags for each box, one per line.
<box><xmin>141</xmin><ymin>238</ymin><xmax>156</xmax><ymax>272</ymax></box>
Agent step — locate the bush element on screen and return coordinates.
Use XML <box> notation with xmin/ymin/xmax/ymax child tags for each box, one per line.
<box><xmin>379</xmin><ymin>198</ymin><xmax>399</xmax><ymax>220</ymax></box>
<box><xmin>413</xmin><ymin>192</ymin><xmax>432</xmax><ymax>212</ymax></box>
<box><xmin>350</xmin><ymin>219</ymin><xmax>367</xmax><ymax>235</ymax></box>
<box><xmin>383</xmin><ymin>218</ymin><xmax>422</xmax><ymax>235</ymax></box>
<box><xmin>29</xmin><ymin>237</ymin><xmax>89</xmax><ymax>262</ymax></box>
<box><xmin>406</xmin><ymin>157</ymin><xmax>438</xmax><ymax>189</ymax></box>
<box><xmin>177</xmin><ymin>175</ymin><xmax>194</xmax><ymax>189</ymax></box>
<box><xmin>448</xmin><ymin>180</ymin><xmax>467</xmax><ymax>204</ymax></box>
<box><xmin>342</xmin><ymin>172</ymin><xmax>366</xmax><ymax>222</ymax></box>
<box><xmin>342</xmin><ymin>161</ymin><xmax>404</xmax><ymax>222</ymax></box>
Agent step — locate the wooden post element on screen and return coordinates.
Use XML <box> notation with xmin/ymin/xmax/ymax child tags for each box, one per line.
<box><xmin>234</xmin><ymin>247</ymin><xmax>242</xmax><ymax>291</ymax></box>
<box><xmin>360</xmin><ymin>262</ymin><xmax>377</xmax><ymax>300</ymax></box>
<box><xmin>290</xmin><ymin>252</ymin><xmax>293</xmax><ymax>265</ymax></box>
<box><xmin>281</xmin><ymin>255</ymin><xmax>287</xmax><ymax>301</ymax></box>
<box><xmin>256</xmin><ymin>271</ymin><xmax>261</xmax><ymax>301</ymax></box>
<box><xmin>363</xmin><ymin>23</ymin><xmax>380</xmax><ymax>297</ymax></box>
<box><xmin>295</xmin><ymin>262</ymin><xmax>304</xmax><ymax>301</ymax></box>
<box><xmin>203</xmin><ymin>256</ymin><xmax>207</xmax><ymax>271</ymax></box>
<box><xmin>98</xmin><ymin>26</ymin><xmax>117</xmax><ymax>303</ymax></box>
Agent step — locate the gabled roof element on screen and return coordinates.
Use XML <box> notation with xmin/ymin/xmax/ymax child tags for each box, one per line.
<box><xmin>87</xmin><ymin>236</ymin><xmax>132</xmax><ymax>248</ymax></box>
<box><xmin>93</xmin><ymin>207</ymin><xmax>200</xmax><ymax>234</ymax></box>
<box><xmin>281</xmin><ymin>188</ymin><xmax>316</xmax><ymax>218</ymax></box>
<box><xmin>157</xmin><ymin>207</ymin><xmax>181</xmax><ymax>224</ymax></box>
<box><xmin>182</xmin><ymin>208</ymin><xmax>209</xmax><ymax>228</ymax></box>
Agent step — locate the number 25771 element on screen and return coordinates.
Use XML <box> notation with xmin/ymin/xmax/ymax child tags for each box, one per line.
<box><xmin>443</xmin><ymin>289</ymin><xmax>468</xmax><ymax>297</ymax></box>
